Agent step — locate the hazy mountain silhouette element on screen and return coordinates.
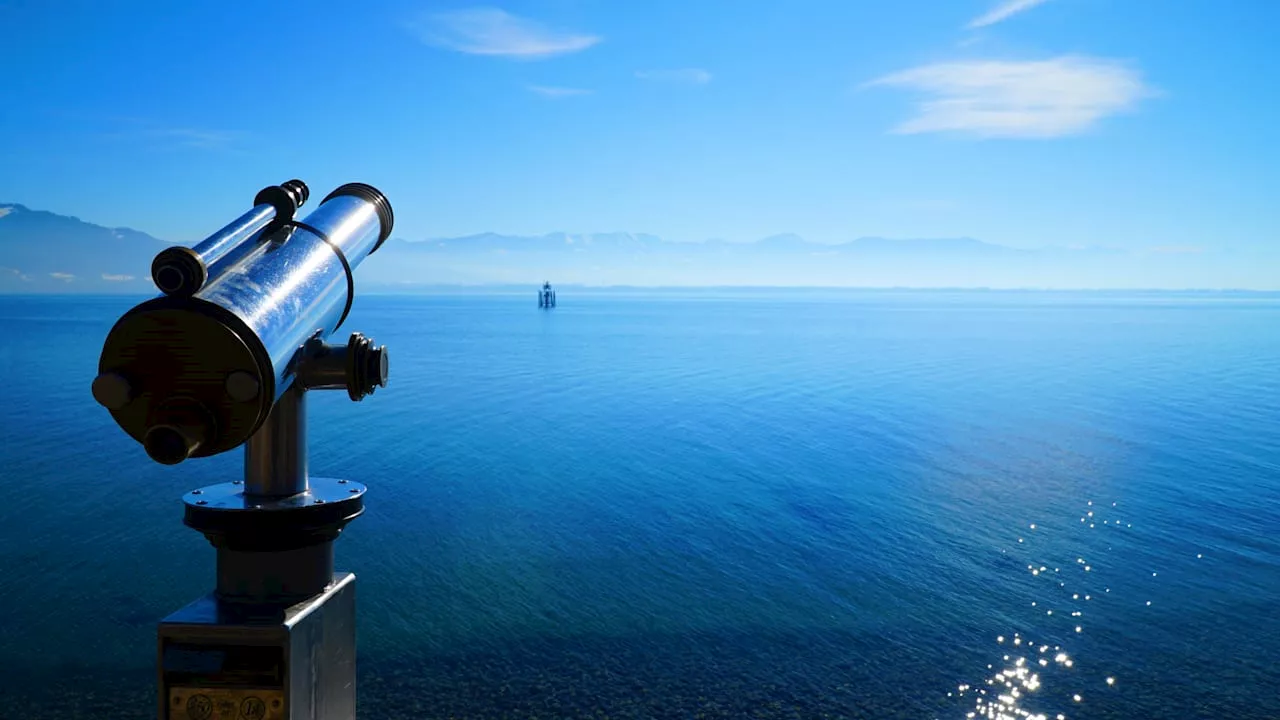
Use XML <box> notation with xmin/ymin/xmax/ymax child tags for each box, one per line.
<box><xmin>0</xmin><ymin>202</ymin><xmax>1265</xmax><ymax>292</ymax></box>
<box><xmin>357</xmin><ymin>232</ymin><xmax>1142</xmax><ymax>289</ymax></box>
<box><xmin>0</xmin><ymin>203</ymin><xmax>167</xmax><ymax>292</ymax></box>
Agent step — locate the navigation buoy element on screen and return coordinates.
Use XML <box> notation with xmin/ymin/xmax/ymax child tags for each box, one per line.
<box><xmin>538</xmin><ymin>281</ymin><xmax>557</xmax><ymax>309</ymax></box>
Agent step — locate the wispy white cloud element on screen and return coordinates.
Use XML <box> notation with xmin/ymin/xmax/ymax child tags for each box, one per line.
<box><xmin>635</xmin><ymin>68</ymin><xmax>713</xmax><ymax>85</ymax></box>
<box><xmin>865</xmin><ymin>56</ymin><xmax>1154</xmax><ymax>138</ymax></box>
<box><xmin>967</xmin><ymin>0</ymin><xmax>1051</xmax><ymax>29</ymax></box>
<box><xmin>50</xmin><ymin>272</ymin><xmax>74</xmax><ymax>281</ymax></box>
<box><xmin>527</xmin><ymin>85</ymin><xmax>592</xmax><ymax>98</ymax></box>
<box><xmin>408</xmin><ymin>8</ymin><xmax>600</xmax><ymax>59</ymax></box>
<box><xmin>102</xmin><ymin>273</ymin><xmax>136</xmax><ymax>281</ymax></box>
<box><xmin>1</xmin><ymin>267</ymin><xmax>30</xmax><ymax>282</ymax></box>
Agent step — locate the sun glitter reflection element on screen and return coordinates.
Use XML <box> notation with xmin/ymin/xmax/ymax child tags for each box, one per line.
<box><xmin>946</xmin><ymin>500</ymin><xmax>1139</xmax><ymax>719</ymax></box>
<box><xmin>950</xmin><ymin>639</ymin><xmax>1081</xmax><ymax>719</ymax></box>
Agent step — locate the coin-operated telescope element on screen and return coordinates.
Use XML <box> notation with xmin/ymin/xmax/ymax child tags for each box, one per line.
<box><xmin>92</xmin><ymin>180</ymin><xmax>394</xmax><ymax>720</ymax></box>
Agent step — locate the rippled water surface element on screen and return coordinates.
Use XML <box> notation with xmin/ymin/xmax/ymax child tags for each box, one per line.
<box><xmin>1</xmin><ymin>291</ymin><xmax>1278</xmax><ymax>719</ymax></box>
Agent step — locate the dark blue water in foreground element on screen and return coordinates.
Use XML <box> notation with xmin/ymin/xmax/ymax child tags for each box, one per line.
<box><xmin>2</xmin><ymin>291</ymin><xmax>1278</xmax><ymax>719</ymax></box>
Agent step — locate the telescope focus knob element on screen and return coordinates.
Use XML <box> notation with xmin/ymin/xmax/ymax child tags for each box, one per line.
<box><xmin>91</xmin><ymin>372</ymin><xmax>134</xmax><ymax>410</ymax></box>
<box><xmin>346</xmin><ymin>332</ymin><xmax>388</xmax><ymax>402</ymax></box>
<box><xmin>253</xmin><ymin>178</ymin><xmax>310</xmax><ymax>222</ymax></box>
<box><xmin>295</xmin><ymin>332</ymin><xmax>388</xmax><ymax>401</ymax></box>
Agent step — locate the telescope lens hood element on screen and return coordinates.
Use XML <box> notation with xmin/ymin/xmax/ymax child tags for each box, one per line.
<box><xmin>321</xmin><ymin>183</ymin><xmax>394</xmax><ymax>252</ymax></box>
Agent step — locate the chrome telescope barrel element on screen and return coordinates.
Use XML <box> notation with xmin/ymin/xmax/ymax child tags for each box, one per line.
<box><xmin>150</xmin><ymin>179</ymin><xmax>310</xmax><ymax>295</ymax></box>
<box><xmin>93</xmin><ymin>182</ymin><xmax>394</xmax><ymax>465</ymax></box>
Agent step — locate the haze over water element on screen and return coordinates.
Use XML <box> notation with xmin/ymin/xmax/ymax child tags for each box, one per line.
<box><xmin>1</xmin><ymin>291</ymin><xmax>1277</xmax><ymax>719</ymax></box>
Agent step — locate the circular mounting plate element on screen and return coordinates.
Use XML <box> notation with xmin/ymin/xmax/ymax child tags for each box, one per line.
<box><xmin>183</xmin><ymin>476</ymin><xmax>366</xmax><ymax>511</ymax></box>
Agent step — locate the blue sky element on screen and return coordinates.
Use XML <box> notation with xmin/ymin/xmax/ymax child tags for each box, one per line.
<box><xmin>2</xmin><ymin>0</ymin><xmax>1278</xmax><ymax>260</ymax></box>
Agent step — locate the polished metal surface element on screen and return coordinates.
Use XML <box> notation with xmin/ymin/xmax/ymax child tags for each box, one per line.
<box><xmin>244</xmin><ymin>385</ymin><xmax>308</xmax><ymax>498</ymax></box>
<box><xmin>182</xmin><ymin>476</ymin><xmax>365</xmax><ymax>512</ymax></box>
<box><xmin>152</xmin><ymin>204</ymin><xmax>276</xmax><ymax>294</ymax></box>
<box><xmin>195</xmin><ymin>225</ymin><xmax>347</xmax><ymax>405</ymax></box>
<box><xmin>195</xmin><ymin>193</ymin><xmax>382</xmax><ymax>406</ymax></box>
<box><xmin>158</xmin><ymin>573</ymin><xmax>357</xmax><ymax>720</ymax></box>
<box><xmin>201</xmin><ymin>222</ymin><xmax>271</xmax><ymax>290</ymax></box>
<box><xmin>294</xmin><ymin>193</ymin><xmax>383</xmax><ymax>261</ymax></box>
<box><xmin>190</xmin><ymin>203</ymin><xmax>276</xmax><ymax>270</ymax></box>
<box><xmin>95</xmin><ymin>182</ymin><xmax>392</xmax><ymax>464</ymax></box>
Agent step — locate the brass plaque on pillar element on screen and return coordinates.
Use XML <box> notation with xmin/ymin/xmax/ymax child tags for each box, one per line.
<box><xmin>168</xmin><ymin>687</ymin><xmax>284</xmax><ymax>720</ymax></box>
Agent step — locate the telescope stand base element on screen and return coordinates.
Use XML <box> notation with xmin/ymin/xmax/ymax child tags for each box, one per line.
<box><xmin>157</xmin><ymin>572</ymin><xmax>356</xmax><ymax>720</ymax></box>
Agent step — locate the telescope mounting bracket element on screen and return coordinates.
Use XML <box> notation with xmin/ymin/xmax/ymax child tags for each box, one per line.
<box><xmin>180</xmin><ymin>330</ymin><xmax>387</xmax><ymax>606</ymax></box>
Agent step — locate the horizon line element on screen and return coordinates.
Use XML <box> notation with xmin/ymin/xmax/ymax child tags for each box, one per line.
<box><xmin>6</xmin><ymin>285</ymin><xmax>1280</xmax><ymax>297</ymax></box>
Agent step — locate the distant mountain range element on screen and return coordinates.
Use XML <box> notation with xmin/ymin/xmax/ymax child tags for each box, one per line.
<box><xmin>0</xmin><ymin>203</ymin><xmax>168</xmax><ymax>292</ymax></box>
<box><xmin>0</xmin><ymin>202</ymin><xmax>1270</xmax><ymax>292</ymax></box>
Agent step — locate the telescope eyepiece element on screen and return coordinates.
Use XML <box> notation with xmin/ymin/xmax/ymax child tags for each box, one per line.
<box><xmin>151</xmin><ymin>247</ymin><xmax>207</xmax><ymax>296</ymax></box>
<box><xmin>144</xmin><ymin>425</ymin><xmax>198</xmax><ymax>465</ymax></box>
<box><xmin>282</xmin><ymin>179</ymin><xmax>309</xmax><ymax>206</ymax></box>
<box><xmin>254</xmin><ymin>179</ymin><xmax>311</xmax><ymax>224</ymax></box>
<box><xmin>156</xmin><ymin>267</ymin><xmax>183</xmax><ymax>293</ymax></box>
<box><xmin>140</xmin><ymin>399</ymin><xmax>216</xmax><ymax>465</ymax></box>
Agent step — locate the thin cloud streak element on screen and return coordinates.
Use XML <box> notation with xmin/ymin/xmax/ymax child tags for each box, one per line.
<box><xmin>866</xmin><ymin>56</ymin><xmax>1154</xmax><ymax>138</ymax></box>
<box><xmin>527</xmin><ymin>85</ymin><xmax>592</xmax><ymax>98</ymax></box>
<box><xmin>967</xmin><ymin>0</ymin><xmax>1051</xmax><ymax>29</ymax></box>
<box><xmin>408</xmin><ymin>8</ymin><xmax>600</xmax><ymax>59</ymax></box>
<box><xmin>635</xmin><ymin>68</ymin><xmax>713</xmax><ymax>85</ymax></box>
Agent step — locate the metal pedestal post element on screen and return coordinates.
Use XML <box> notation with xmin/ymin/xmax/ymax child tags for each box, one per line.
<box><xmin>89</xmin><ymin>179</ymin><xmax>393</xmax><ymax>720</ymax></box>
<box><xmin>157</xmin><ymin>573</ymin><xmax>357</xmax><ymax>720</ymax></box>
<box><xmin>156</xmin><ymin>386</ymin><xmax>366</xmax><ymax>720</ymax></box>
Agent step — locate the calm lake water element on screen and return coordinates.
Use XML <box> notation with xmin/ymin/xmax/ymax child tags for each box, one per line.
<box><xmin>1</xmin><ymin>291</ymin><xmax>1278</xmax><ymax>719</ymax></box>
